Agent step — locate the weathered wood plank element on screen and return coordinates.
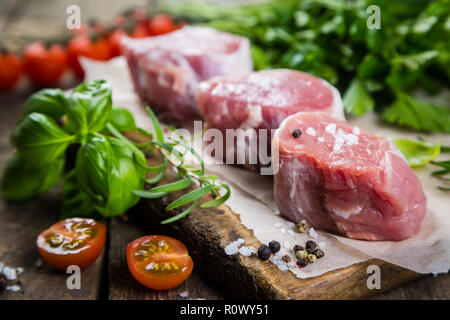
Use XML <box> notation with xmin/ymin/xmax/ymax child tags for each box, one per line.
<box><xmin>107</xmin><ymin>213</ymin><xmax>226</xmax><ymax>300</ymax></box>
<box><xmin>0</xmin><ymin>92</ymin><xmax>104</xmax><ymax>300</ymax></box>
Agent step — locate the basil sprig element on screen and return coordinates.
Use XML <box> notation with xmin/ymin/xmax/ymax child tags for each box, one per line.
<box><xmin>1</xmin><ymin>80</ymin><xmax>231</xmax><ymax>222</ymax></box>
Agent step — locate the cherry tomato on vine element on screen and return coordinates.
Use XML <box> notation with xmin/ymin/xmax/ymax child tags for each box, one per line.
<box><xmin>131</xmin><ymin>21</ymin><xmax>150</xmax><ymax>38</ymax></box>
<box><xmin>37</xmin><ymin>218</ymin><xmax>106</xmax><ymax>271</ymax></box>
<box><xmin>23</xmin><ymin>42</ymin><xmax>67</xmax><ymax>86</ymax></box>
<box><xmin>0</xmin><ymin>50</ymin><xmax>22</xmax><ymax>91</ymax></box>
<box><xmin>127</xmin><ymin>235</ymin><xmax>194</xmax><ymax>290</ymax></box>
<box><xmin>148</xmin><ymin>14</ymin><xmax>178</xmax><ymax>36</ymax></box>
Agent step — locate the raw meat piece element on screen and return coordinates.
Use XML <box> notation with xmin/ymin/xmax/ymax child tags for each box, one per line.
<box><xmin>273</xmin><ymin>112</ymin><xmax>426</xmax><ymax>241</ymax></box>
<box><xmin>197</xmin><ymin>69</ymin><xmax>344</xmax><ymax>170</ymax></box>
<box><xmin>122</xmin><ymin>26</ymin><xmax>252</xmax><ymax>121</ymax></box>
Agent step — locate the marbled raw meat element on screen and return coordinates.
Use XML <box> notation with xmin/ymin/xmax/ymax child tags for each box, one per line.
<box><xmin>122</xmin><ymin>26</ymin><xmax>252</xmax><ymax>121</ymax></box>
<box><xmin>273</xmin><ymin>112</ymin><xmax>426</xmax><ymax>241</ymax></box>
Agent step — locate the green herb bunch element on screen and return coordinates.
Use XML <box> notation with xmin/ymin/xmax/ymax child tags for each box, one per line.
<box><xmin>1</xmin><ymin>80</ymin><xmax>230</xmax><ymax>222</ymax></box>
<box><xmin>163</xmin><ymin>0</ymin><xmax>450</xmax><ymax>133</ymax></box>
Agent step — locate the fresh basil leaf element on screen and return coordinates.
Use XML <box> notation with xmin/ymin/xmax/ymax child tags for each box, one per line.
<box><xmin>110</xmin><ymin>107</ymin><xmax>136</xmax><ymax>132</ymax></box>
<box><xmin>383</xmin><ymin>92</ymin><xmax>450</xmax><ymax>133</ymax></box>
<box><xmin>22</xmin><ymin>88</ymin><xmax>67</xmax><ymax>121</ymax></box>
<box><xmin>393</xmin><ymin>139</ymin><xmax>441</xmax><ymax>167</ymax></box>
<box><xmin>343</xmin><ymin>79</ymin><xmax>375</xmax><ymax>116</ymax></box>
<box><xmin>76</xmin><ymin>133</ymin><xmax>146</xmax><ymax>217</ymax></box>
<box><xmin>11</xmin><ymin>112</ymin><xmax>75</xmax><ymax>166</ymax></box>
<box><xmin>65</xmin><ymin>80</ymin><xmax>112</xmax><ymax>134</ymax></box>
<box><xmin>1</xmin><ymin>154</ymin><xmax>64</xmax><ymax>202</ymax></box>
<box><xmin>61</xmin><ymin>169</ymin><xmax>97</xmax><ymax>219</ymax></box>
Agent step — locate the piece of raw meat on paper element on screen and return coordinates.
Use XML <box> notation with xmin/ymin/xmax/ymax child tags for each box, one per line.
<box><xmin>273</xmin><ymin>112</ymin><xmax>426</xmax><ymax>241</ymax></box>
<box><xmin>197</xmin><ymin>69</ymin><xmax>344</xmax><ymax>171</ymax></box>
<box><xmin>122</xmin><ymin>26</ymin><xmax>252</xmax><ymax>121</ymax></box>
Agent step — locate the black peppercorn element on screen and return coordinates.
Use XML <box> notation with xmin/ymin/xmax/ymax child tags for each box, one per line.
<box><xmin>257</xmin><ymin>245</ymin><xmax>272</xmax><ymax>260</ymax></box>
<box><xmin>305</xmin><ymin>240</ymin><xmax>317</xmax><ymax>253</ymax></box>
<box><xmin>296</xmin><ymin>257</ymin><xmax>309</xmax><ymax>268</ymax></box>
<box><xmin>293</xmin><ymin>244</ymin><xmax>304</xmax><ymax>253</ymax></box>
<box><xmin>268</xmin><ymin>240</ymin><xmax>281</xmax><ymax>253</ymax></box>
<box><xmin>314</xmin><ymin>249</ymin><xmax>325</xmax><ymax>259</ymax></box>
<box><xmin>292</xmin><ymin>129</ymin><xmax>302</xmax><ymax>138</ymax></box>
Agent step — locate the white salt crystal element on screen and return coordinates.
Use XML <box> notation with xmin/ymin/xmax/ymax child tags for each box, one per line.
<box><xmin>306</xmin><ymin>127</ymin><xmax>316</xmax><ymax>136</ymax></box>
<box><xmin>274</xmin><ymin>252</ymin><xmax>283</xmax><ymax>260</ymax></box>
<box><xmin>236</xmin><ymin>238</ymin><xmax>245</xmax><ymax>245</ymax></box>
<box><xmin>309</xmin><ymin>228</ymin><xmax>318</xmax><ymax>239</ymax></box>
<box><xmin>278</xmin><ymin>265</ymin><xmax>288</xmax><ymax>271</ymax></box>
<box><xmin>16</xmin><ymin>267</ymin><xmax>24</xmax><ymax>276</ymax></box>
<box><xmin>287</xmin><ymin>261</ymin><xmax>295</xmax><ymax>267</ymax></box>
<box><xmin>248</xmin><ymin>246</ymin><xmax>257</xmax><ymax>254</ymax></box>
<box><xmin>225</xmin><ymin>244</ymin><xmax>239</xmax><ymax>255</ymax></box>
<box><xmin>3</xmin><ymin>266</ymin><xmax>16</xmax><ymax>280</ymax></box>
<box><xmin>179</xmin><ymin>291</ymin><xmax>189</xmax><ymax>298</ymax></box>
<box><xmin>6</xmin><ymin>285</ymin><xmax>21</xmax><ymax>292</ymax></box>
<box><xmin>325</xmin><ymin>123</ymin><xmax>336</xmax><ymax>134</ymax></box>
<box><xmin>239</xmin><ymin>246</ymin><xmax>252</xmax><ymax>256</ymax></box>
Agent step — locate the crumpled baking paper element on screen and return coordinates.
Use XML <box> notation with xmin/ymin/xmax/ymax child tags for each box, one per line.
<box><xmin>81</xmin><ymin>56</ymin><xmax>450</xmax><ymax>277</ymax></box>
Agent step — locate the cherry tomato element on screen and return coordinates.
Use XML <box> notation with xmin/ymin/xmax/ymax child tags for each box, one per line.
<box><xmin>37</xmin><ymin>218</ymin><xmax>106</xmax><ymax>271</ymax></box>
<box><xmin>23</xmin><ymin>42</ymin><xmax>66</xmax><ymax>86</ymax></box>
<box><xmin>67</xmin><ymin>35</ymin><xmax>112</xmax><ymax>78</ymax></box>
<box><xmin>127</xmin><ymin>235</ymin><xmax>194</xmax><ymax>290</ymax></box>
<box><xmin>148</xmin><ymin>14</ymin><xmax>177</xmax><ymax>36</ymax></box>
<box><xmin>108</xmin><ymin>29</ymin><xmax>127</xmax><ymax>58</ymax></box>
<box><xmin>131</xmin><ymin>21</ymin><xmax>150</xmax><ymax>38</ymax></box>
<box><xmin>0</xmin><ymin>51</ymin><xmax>22</xmax><ymax>91</ymax></box>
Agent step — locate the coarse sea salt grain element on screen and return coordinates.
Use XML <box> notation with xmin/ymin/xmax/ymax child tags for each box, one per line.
<box><xmin>325</xmin><ymin>123</ymin><xmax>336</xmax><ymax>134</ymax></box>
<box><xmin>309</xmin><ymin>228</ymin><xmax>318</xmax><ymax>239</ymax></box>
<box><xmin>287</xmin><ymin>261</ymin><xmax>296</xmax><ymax>267</ymax></box>
<box><xmin>7</xmin><ymin>285</ymin><xmax>21</xmax><ymax>292</ymax></box>
<box><xmin>3</xmin><ymin>266</ymin><xmax>16</xmax><ymax>280</ymax></box>
<box><xmin>179</xmin><ymin>291</ymin><xmax>189</xmax><ymax>298</ymax></box>
<box><xmin>225</xmin><ymin>243</ymin><xmax>239</xmax><ymax>255</ymax></box>
<box><xmin>16</xmin><ymin>267</ymin><xmax>24</xmax><ymax>276</ymax></box>
<box><xmin>239</xmin><ymin>246</ymin><xmax>252</xmax><ymax>256</ymax></box>
<box><xmin>306</xmin><ymin>127</ymin><xmax>316</xmax><ymax>136</ymax></box>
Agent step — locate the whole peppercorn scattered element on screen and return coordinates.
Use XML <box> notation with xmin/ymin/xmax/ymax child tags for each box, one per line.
<box><xmin>0</xmin><ymin>275</ymin><xmax>7</xmax><ymax>292</ymax></box>
<box><xmin>314</xmin><ymin>249</ymin><xmax>325</xmax><ymax>259</ymax></box>
<box><xmin>292</xmin><ymin>129</ymin><xmax>302</xmax><ymax>138</ymax></box>
<box><xmin>305</xmin><ymin>240</ymin><xmax>317</xmax><ymax>253</ymax></box>
<box><xmin>295</xmin><ymin>250</ymin><xmax>308</xmax><ymax>260</ymax></box>
<box><xmin>282</xmin><ymin>255</ymin><xmax>291</xmax><ymax>263</ymax></box>
<box><xmin>268</xmin><ymin>240</ymin><xmax>281</xmax><ymax>253</ymax></box>
<box><xmin>296</xmin><ymin>222</ymin><xmax>307</xmax><ymax>233</ymax></box>
<box><xmin>293</xmin><ymin>244</ymin><xmax>304</xmax><ymax>253</ymax></box>
<box><xmin>297</xmin><ymin>257</ymin><xmax>309</xmax><ymax>268</ymax></box>
<box><xmin>257</xmin><ymin>245</ymin><xmax>272</xmax><ymax>260</ymax></box>
<box><xmin>307</xmin><ymin>253</ymin><xmax>317</xmax><ymax>263</ymax></box>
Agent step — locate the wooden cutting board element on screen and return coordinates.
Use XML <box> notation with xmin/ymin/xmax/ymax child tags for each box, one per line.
<box><xmin>128</xmin><ymin>132</ymin><xmax>420</xmax><ymax>300</ymax></box>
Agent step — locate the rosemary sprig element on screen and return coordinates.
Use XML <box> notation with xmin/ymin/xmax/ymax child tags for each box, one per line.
<box><xmin>131</xmin><ymin>106</ymin><xmax>231</xmax><ymax>223</ymax></box>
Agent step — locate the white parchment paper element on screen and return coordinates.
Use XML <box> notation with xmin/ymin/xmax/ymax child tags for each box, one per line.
<box><xmin>82</xmin><ymin>57</ymin><xmax>450</xmax><ymax>277</ymax></box>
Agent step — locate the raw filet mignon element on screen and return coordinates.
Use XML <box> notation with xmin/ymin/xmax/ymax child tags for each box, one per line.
<box><xmin>273</xmin><ymin>112</ymin><xmax>426</xmax><ymax>241</ymax></box>
<box><xmin>197</xmin><ymin>69</ymin><xmax>344</xmax><ymax>171</ymax></box>
<box><xmin>122</xmin><ymin>26</ymin><xmax>252</xmax><ymax>121</ymax></box>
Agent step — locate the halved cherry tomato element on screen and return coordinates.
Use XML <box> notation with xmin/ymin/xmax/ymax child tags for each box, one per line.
<box><xmin>67</xmin><ymin>34</ymin><xmax>111</xmax><ymax>78</ymax></box>
<box><xmin>127</xmin><ymin>235</ymin><xmax>194</xmax><ymax>290</ymax></box>
<box><xmin>0</xmin><ymin>50</ymin><xmax>22</xmax><ymax>91</ymax></box>
<box><xmin>37</xmin><ymin>218</ymin><xmax>106</xmax><ymax>271</ymax></box>
<box><xmin>148</xmin><ymin>14</ymin><xmax>178</xmax><ymax>36</ymax></box>
<box><xmin>23</xmin><ymin>42</ymin><xmax>66</xmax><ymax>86</ymax></box>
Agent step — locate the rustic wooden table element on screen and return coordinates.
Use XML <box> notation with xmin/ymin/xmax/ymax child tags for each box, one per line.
<box><xmin>0</xmin><ymin>0</ymin><xmax>449</xmax><ymax>300</ymax></box>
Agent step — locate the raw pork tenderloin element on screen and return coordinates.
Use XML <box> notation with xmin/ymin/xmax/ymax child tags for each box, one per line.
<box><xmin>122</xmin><ymin>26</ymin><xmax>252</xmax><ymax>121</ymax></box>
<box><xmin>273</xmin><ymin>112</ymin><xmax>426</xmax><ymax>241</ymax></box>
<box><xmin>197</xmin><ymin>69</ymin><xmax>344</xmax><ymax>170</ymax></box>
